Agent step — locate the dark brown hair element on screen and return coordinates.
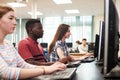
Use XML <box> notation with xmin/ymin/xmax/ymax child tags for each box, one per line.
<box><xmin>76</xmin><ymin>40</ymin><xmax>81</xmax><ymax>44</ymax></box>
<box><xmin>82</xmin><ymin>38</ymin><xmax>87</xmax><ymax>41</ymax></box>
<box><xmin>48</xmin><ymin>24</ymin><xmax>70</xmax><ymax>53</ymax></box>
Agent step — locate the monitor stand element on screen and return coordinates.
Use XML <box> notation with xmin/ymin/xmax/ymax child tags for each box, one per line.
<box><xmin>95</xmin><ymin>59</ymin><xmax>104</xmax><ymax>74</ymax></box>
<box><xmin>95</xmin><ymin>59</ymin><xmax>103</xmax><ymax>66</ymax></box>
<box><xmin>104</xmin><ymin>65</ymin><xmax>120</xmax><ymax>79</ymax></box>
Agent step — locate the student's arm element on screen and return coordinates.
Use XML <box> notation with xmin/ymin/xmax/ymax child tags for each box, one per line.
<box><xmin>56</xmin><ymin>47</ymin><xmax>68</xmax><ymax>63</ymax></box>
<box><xmin>0</xmin><ymin>51</ymin><xmax>66</xmax><ymax>79</ymax></box>
<box><xmin>56</xmin><ymin>47</ymin><xmax>88</xmax><ymax>62</ymax></box>
<box><xmin>26</xmin><ymin>58</ymin><xmax>54</xmax><ymax>66</ymax></box>
<box><xmin>0</xmin><ymin>57</ymin><xmax>66</xmax><ymax>79</ymax></box>
<box><xmin>67</xmin><ymin>54</ymin><xmax>77</xmax><ymax>61</ymax></box>
<box><xmin>57</xmin><ymin>47</ymin><xmax>65</xmax><ymax>59</ymax></box>
<box><xmin>19</xmin><ymin>62</ymin><xmax>66</xmax><ymax>79</ymax></box>
<box><xmin>56</xmin><ymin>48</ymin><xmax>74</xmax><ymax>63</ymax></box>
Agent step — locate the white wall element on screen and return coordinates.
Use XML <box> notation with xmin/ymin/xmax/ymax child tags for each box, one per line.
<box><xmin>116</xmin><ymin>0</ymin><xmax>120</xmax><ymax>32</ymax></box>
<box><xmin>93</xmin><ymin>15</ymin><xmax>104</xmax><ymax>42</ymax></box>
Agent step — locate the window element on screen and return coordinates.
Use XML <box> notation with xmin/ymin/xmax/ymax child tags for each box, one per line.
<box><xmin>5</xmin><ymin>16</ymin><xmax>93</xmax><ymax>48</ymax></box>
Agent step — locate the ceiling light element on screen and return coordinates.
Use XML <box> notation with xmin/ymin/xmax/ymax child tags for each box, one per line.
<box><xmin>53</xmin><ymin>0</ymin><xmax>72</xmax><ymax>4</ymax></box>
<box><xmin>7</xmin><ymin>1</ymin><xmax>27</xmax><ymax>7</ymax></box>
<box><xmin>28</xmin><ymin>11</ymin><xmax>43</xmax><ymax>15</ymax></box>
<box><xmin>65</xmin><ymin>9</ymin><xmax>80</xmax><ymax>14</ymax></box>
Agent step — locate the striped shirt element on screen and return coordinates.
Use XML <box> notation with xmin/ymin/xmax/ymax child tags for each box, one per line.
<box><xmin>0</xmin><ymin>40</ymin><xmax>35</xmax><ymax>80</ymax></box>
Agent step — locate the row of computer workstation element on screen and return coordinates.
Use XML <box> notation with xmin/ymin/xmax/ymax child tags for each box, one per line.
<box><xmin>41</xmin><ymin>42</ymin><xmax>95</xmax><ymax>53</ymax></box>
<box><xmin>32</xmin><ymin>0</ymin><xmax>120</xmax><ymax>80</ymax></box>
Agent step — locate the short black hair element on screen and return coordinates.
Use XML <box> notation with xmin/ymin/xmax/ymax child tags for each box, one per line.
<box><xmin>25</xmin><ymin>19</ymin><xmax>41</xmax><ymax>34</ymax></box>
<box><xmin>82</xmin><ymin>38</ymin><xmax>87</xmax><ymax>41</ymax></box>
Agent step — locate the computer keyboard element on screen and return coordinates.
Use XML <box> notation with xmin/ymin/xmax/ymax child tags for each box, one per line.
<box><xmin>53</xmin><ymin>68</ymin><xmax>76</xmax><ymax>79</ymax></box>
<box><xmin>66</xmin><ymin>60</ymin><xmax>81</xmax><ymax>68</ymax></box>
<box><xmin>37</xmin><ymin>68</ymin><xmax>77</xmax><ymax>80</ymax></box>
<box><xmin>81</xmin><ymin>57</ymin><xmax>95</xmax><ymax>63</ymax></box>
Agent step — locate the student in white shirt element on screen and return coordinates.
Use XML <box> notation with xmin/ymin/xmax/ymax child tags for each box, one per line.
<box><xmin>78</xmin><ymin>38</ymin><xmax>88</xmax><ymax>53</ymax></box>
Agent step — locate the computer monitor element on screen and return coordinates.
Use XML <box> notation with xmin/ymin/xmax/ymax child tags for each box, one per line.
<box><xmin>94</xmin><ymin>34</ymin><xmax>99</xmax><ymax>58</ymax></box>
<box><xmin>66</xmin><ymin>43</ymin><xmax>73</xmax><ymax>48</ymax></box>
<box><xmin>66</xmin><ymin>42</ymin><xmax>73</xmax><ymax>53</ymax></box>
<box><xmin>103</xmin><ymin>0</ymin><xmax>119</xmax><ymax>74</ymax></box>
<box><xmin>94</xmin><ymin>21</ymin><xmax>105</xmax><ymax>62</ymax></box>
<box><xmin>88</xmin><ymin>42</ymin><xmax>95</xmax><ymax>53</ymax></box>
<box><xmin>98</xmin><ymin>21</ymin><xmax>105</xmax><ymax>61</ymax></box>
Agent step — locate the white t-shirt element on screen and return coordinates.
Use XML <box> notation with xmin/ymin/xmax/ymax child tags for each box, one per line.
<box><xmin>78</xmin><ymin>44</ymin><xmax>88</xmax><ymax>53</ymax></box>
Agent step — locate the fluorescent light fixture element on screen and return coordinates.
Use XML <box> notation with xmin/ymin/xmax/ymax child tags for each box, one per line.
<box><xmin>7</xmin><ymin>2</ymin><xmax>27</xmax><ymax>7</ymax></box>
<box><xmin>53</xmin><ymin>0</ymin><xmax>72</xmax><ymax>4</ymax></box>
<box><xmin>65</xmin><ymin>9</ymin><xmax>80</xmax><ymax>14</ymax></box>
<box><xmin>28</xmin><ymin>11</ymin><xmax>43</xmax><ymax>15</ymax></box>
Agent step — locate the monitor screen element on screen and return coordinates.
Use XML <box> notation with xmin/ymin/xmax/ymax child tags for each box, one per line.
<box><xmin>94</xmin><ymin>21</ymin><xmax>105</xmax><ymax>62</ymax></box>
<box><xmin>94</xmin><ymin>34</ymin><xmax>99</xmax><ymax>58</ymax></box>
<box><xmin>103</xmin><ymin>0</ymin><xmax>119</xmax><ymax>74</ymax></box>
<box><xmin>66</xmin><ymin>43</ymin><xmax>73</xmax><ymax>48</ymax></box>
<box><xmin>88</xmin><ymin>42</ymin><xmax>95</xmax><ymax>53</ymax></box>
<box><xmin>98</xmin><ymin>21</ymin><xmax>105</xmax><ymax>61</ymax></box>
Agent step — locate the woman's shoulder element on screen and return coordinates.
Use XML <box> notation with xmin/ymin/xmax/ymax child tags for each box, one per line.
<box><xmin>54</xmin><ymin>40</ymin><xmax>63</xmax><ymax>49</ymax></box>
<box><xmin>56</xmin><ymin>40</ymin><xmax>62</xmax><ymax>45</ymax></box>
<box><xmin>4</xmin><ymin>40</ymin><xmax>11</xmax><ymax>44</ymax></box>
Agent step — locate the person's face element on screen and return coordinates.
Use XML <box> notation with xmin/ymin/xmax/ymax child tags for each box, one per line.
<box><xmin>31</xmin><ymin>22</ymin><xmax>44</xmax><ymax>38</ymax></box>
<box><xmin>64</xmin><ymin>27</ymin><xmax>71</xmax><ymax>39</ymax></box>
<box><xmin>82</xmin><ymin>40</ymin><xmax>87</xmax><ymax>45</ymax></box>
<box><xmin>0</xmin><ymin>11</ymin><xmax>16</xmax><ymax>35</ymax></box>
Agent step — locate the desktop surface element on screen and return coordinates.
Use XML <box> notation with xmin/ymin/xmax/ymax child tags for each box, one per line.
<box><xmin>72</xmin><ymin>62</ymin><xmax>104</xmax><ymax>80</ymax></box>
<box><xmin>69</xmin><ymin>53</ymin><xmax>94</xmax><ymax>57</ymax></box>
<box><xmin>69</xmin><ymin>53</ymin><xmax>95</xmax><ymax>63</ymax></box>
<box><xmin>29</xmin><ymin>60</ymin><xmax>120</xmax><ymax>80</ymax></box>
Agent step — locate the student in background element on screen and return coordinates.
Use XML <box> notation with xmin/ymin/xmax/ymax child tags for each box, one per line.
<box><xmin>48</xmin><ymin>24</ymin><xmax>86</xmax><ymax>63</ymax></box>
<box><xmin>0</xmin><ymin>5</ymin><xmax>66</xmax><ymax>79</ymax></box>
<box><xmin>75</xmin><ymin>40</ymin><xmax>81</xmax><ymax>53</ymax></box>
<box><xmin>78</xmin><ymin>38</ymin><xmax>88</xmax><ymax>53</ymax></box>
<box><xmin>18</xmin><ymin>19</ymin><xmax>53</xmax><ymax>66</ymax></box>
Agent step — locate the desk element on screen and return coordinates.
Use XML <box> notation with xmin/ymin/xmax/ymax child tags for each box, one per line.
<box><xmin>69</xmin><ymin>53</ymin><xmax>86</xmax><ymax>56</ymax></box>
<box><xmin>70</xmin><ymin>53</ymin><xmax>94</xmax><ymax>56</ymax></box>
<box><xmin>70</xmin><ymin>53</ymin><xmax>94</xmax><ymax>59</ymax></box>
<box><xmin>30</xmin><ymin>62</ymin><xmax>105</xmax><ymax>80</ymax></box>
<box><xmin>72</xmin><ymin>62</ymin><xmax>104</xmax><ymax>80</ymax></box>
